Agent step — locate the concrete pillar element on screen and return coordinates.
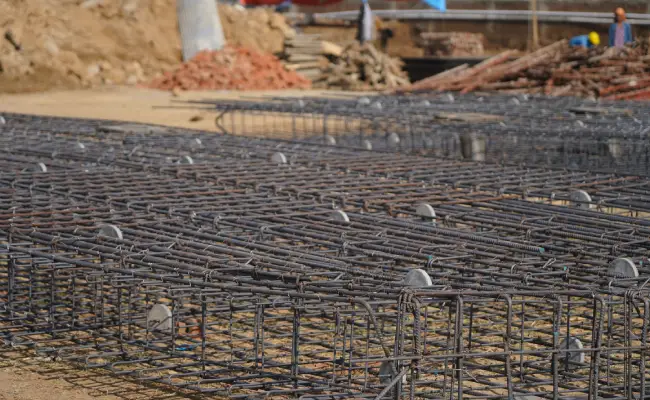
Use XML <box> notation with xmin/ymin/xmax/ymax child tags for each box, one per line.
<box><xmin>177</xmin><ymin>0</ymin><xmax>226</xmax><ymax>61</ymax></box>
<box><xmin>487</xmin><ymin>0</ymin><xmax>496</xmax><ymax>33</ymax></box>
<box><xmin>538</xmin><ymin>0</ymin><xmax>549</xmax><ymax>46</ymax></box>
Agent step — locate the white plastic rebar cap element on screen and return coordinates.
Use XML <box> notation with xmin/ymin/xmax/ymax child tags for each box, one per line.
<box><xmin>271</xmin><ymin>152</ymin><xmax>287</xmax><ymax>164</ymax></box>
<box><xmin>98</xmin><ymin>224</ymin><xmax>123</xmax><ymax>240</ymax></box>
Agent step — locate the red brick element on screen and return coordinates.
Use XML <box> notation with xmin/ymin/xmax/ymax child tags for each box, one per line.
<box><xmin>145</xmin><ymin>45</ymin><xmax>311</xmax><ymax>91</ymax></box>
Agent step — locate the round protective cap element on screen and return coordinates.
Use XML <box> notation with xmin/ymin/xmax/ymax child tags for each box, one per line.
<box><xmin>608</xmin><ymin>257</ymin><xmax>639</xmax><ymax>278</ymax></box>
<box><xmin>607</xmin><ymin>138</ymin><xmax>621</xmax><ymax>159</ymax></box>
<box><xmin>403</xmin><ymin>269</ymin><xmax>433</xmax><ymax>287</ymax></box>
<box><xmin>147</xmin><ymin>304</ymin><xmax>173</xmax><ymax>333</ymax></box>
<box><xmin>357</xmin><ymin>97</ymin><xmax>371</xmax><ymax>106</ymax></box>
<box><xmin>442</xmin><ymin>93</ymin><xmax>455</xmax><ymax>103</ymax></box>
<box><xmin>569</xmin><ymin>190</ymin><xmax>592</xmax><ymax>210</ymax></box>
<box><xmin>33</xmin><ymin>163</ymin><xmax>47</xmax><ymax>173</ymax></box>
<box><xmin>271</xmin><ymin>152</ymin><xmax>287</xmax><ymax>164</ymax></box>
<box><xmin>98</xmin><ymin>224</ymin><xmax>123</xmax><ymax>240</ymax></box>
<box><xmin>387</xmin><ymin>133</ymin><xmax>400</xmax><ymax>147</ymax></box>
<box><xmin>330</xmin><ymin>210</ymin><xmax>349</xmax><ymax>222</ymax></box>
<box><xmin>415</xmin><ymin>203</ymin><xmax>436</xmax><ymax>219</ymax></box>
<box><xmin>324</xmin><ymin>135</ymin><xmax>337</xmax><ymax>146</ymax></box>
<box><xmin>189</xmin><ymin>138</ymin><xmax>203</xmax><ymax>149</ymax></box>
<box><xmin>178</xmin><ymin>155</ymin><xmax>194</xmax><ymax>164</ymax></box>
<box><xmin>559</xmin><ymin>337</ymin><xmax>585</xmax><ymax>366</ymax></box>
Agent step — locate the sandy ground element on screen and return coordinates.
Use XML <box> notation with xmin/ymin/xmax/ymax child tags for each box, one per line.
<box><xmin>0</xmin><ymin>351</ymin><xmax>202</xmax><ymax>400</ymax></box>
<box><xmin>0</xmin><ymin>86</ymin><xmax>367</xmax><ymax>132</ymax></box>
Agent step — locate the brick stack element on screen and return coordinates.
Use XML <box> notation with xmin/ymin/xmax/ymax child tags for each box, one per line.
<box><xmin>146</xmin><ymin>46</ymin><xmax>311</xmax><ymax>91</ymax></box>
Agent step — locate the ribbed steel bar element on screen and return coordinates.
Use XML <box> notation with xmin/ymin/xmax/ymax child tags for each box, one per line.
<box><xmin>182</xmin><ymin>94</ymin><xmax>650</xmax><ymax>177</ymax></box>
<box><xmin>1</xmin><ymin>113</ymin><xmax>650</xmax><ymax>399</ymax></box>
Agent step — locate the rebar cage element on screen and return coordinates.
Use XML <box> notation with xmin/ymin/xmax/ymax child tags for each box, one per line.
<box><xmin>200</xmin><ymin>93</ymin><xmax>650</xmax><ymax>177</ymax></box>
<box><xmin>1</xmin><ymin>110</ymin><xmax>650</xmax><ymax>399</ymax></box>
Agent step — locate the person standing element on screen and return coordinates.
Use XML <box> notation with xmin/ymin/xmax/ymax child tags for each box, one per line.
<box><xmin>609</xmin><ymin>7</ymin><xmax>633</xmax><ymax>47</ymax></box>
<box><xmin>275</xmin><ymin>0</ymin><xmax>291</xmax><ymax>13</ymax></box>
<box><xmin>374</xmin><ymin>17</ymin><xmax>394</xmax><ymax>52</ymax></box>
<box><xmin>356</xmin><ymin>0</ymin><xmax>374</xmax><ymax>44</ymax></box>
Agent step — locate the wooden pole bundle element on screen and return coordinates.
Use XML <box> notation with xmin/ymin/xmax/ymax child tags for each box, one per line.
<box><xmin>398</xmin><ymin>39</ymin><xmax>650</xmax><ymax>100</ymax></box>
<box><xmin>316</xmin><ymin>43</ymin><xmax>410</xmax><ymax>91</ymax></box>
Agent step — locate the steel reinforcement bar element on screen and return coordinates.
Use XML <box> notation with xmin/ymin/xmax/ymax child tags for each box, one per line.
<box><xmin>1</xmin><ymin>113</ymin><xmax>650</xmax><ymax>398</ymax></box>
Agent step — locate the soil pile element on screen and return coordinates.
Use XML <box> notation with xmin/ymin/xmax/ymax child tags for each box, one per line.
<box><xmin>220</xmin><ymin>5</ymin><xmax>295</xmax><ymax>55</ymax></box>
<box><xmin>0</xmin><ymin>0</ymin><xmax>182</xmax><ymax>93</ymax></box>
<box><xmin>145</xmin><ymin>46</ymin><xmax>311</xmax><ymax>91</ymax></box>
<box><xmin>0</xmin><ymin>0</ymin><xmax>295</xmax><ymax>93</ymax></box>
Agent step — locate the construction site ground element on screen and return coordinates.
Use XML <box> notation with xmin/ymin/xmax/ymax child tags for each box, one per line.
<box><xmin>0</xmin><ymin>86</ymin><xmax>369</xmax><ymax>133</ymax></box>
<box><xmin>0</xmin><ymin>350</ymin><xmax>197</xmax><ymax>400</ymax></box>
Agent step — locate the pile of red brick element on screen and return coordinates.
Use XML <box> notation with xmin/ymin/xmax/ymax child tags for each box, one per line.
<box><xmin>146</xmin><ymin>46</ymin><xmax>311</xmax><ymax>91</ymax></box>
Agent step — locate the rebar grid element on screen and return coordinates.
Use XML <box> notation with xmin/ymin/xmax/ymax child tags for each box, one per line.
<box><xmin>4</xmin><ymin>114</ymin><xmax>650</xmax><ymax>215</ymax></box>
<box><xmin>184</xmin><ymin>94</ymin><xmax>650</xmax><ymax>176</ymax></box>
<box><xmin>2</xmin><ymin>236</ymin><xmax>648</xmax><ymax>399</ymax></box>
<box><xmin>1</xmin><ymin>113</ymin><xmax>650</xmax><ymax>398</ymax></box>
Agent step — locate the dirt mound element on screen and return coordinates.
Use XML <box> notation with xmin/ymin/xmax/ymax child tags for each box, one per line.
<box><xmin>0</xmin><ymin>0</ymin><xmax>182</xmax><ymax>93</ymax></box>
<box><xmin>219</xmin><ymin>5</ymin><xmax>295</xmax><ymax>55</ymax></box>
<box><xmin>145</xmin><ymin>47</ymin><xmax>311</xmax><ymax>91</ymax></box>
<box><xmin>0</xmin><ymin>1</ymin><xmax>295</xmax><ymax>93</ymax></box>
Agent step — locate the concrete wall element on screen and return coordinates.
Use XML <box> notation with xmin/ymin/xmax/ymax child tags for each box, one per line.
<box><xmin>296</xmin><ymin>0</ymin><xmax>650</xmax><ymax>14</ymax></box>
<box><xmin>299</xmin><ymin>1</ymin><xmax>650</xmax><ymax>51</ymax></box>
<box><xmin>417</xmin><ymin>20</ymin><xmax>649</xmax><ymax>50</ymax></box>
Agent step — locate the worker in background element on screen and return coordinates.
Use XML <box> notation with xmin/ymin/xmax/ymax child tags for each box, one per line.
<box><xmin>356</xmin><ymin>0</ymin><xmax>374</xmax><ymax>44</ymax></box>
<box><xmin>609</xmin><ymin>7</ymin><xmax>633</xmax><ymax>47</ymax></box>
<box><xmin>375</xmin><ymin>17</ymin><xmax>394</xmax><ymax>52</ymax></box>
<box><xmin>275</xmin><ymin>0</ymin><xmax>291</xmax><ymax>13</ymax></box>
<box><xmin>569</xmin><ymin>32</ymin><xmax>600</xmax><ymax>48</ymax></box>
